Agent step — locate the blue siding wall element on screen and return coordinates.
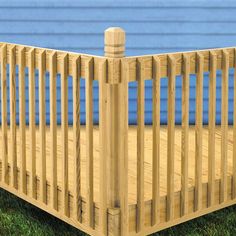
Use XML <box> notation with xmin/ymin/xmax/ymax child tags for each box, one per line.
<box><xmin>0</xmin><ymin>1</ymin><xmax>236</xmax><ymax>124</ymax></box>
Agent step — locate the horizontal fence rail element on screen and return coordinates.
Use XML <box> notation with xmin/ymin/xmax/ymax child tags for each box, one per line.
<box><xmin>0</xmin><ymin>27</ymin><xmax>236</xmax><ymax>236</ymax></box>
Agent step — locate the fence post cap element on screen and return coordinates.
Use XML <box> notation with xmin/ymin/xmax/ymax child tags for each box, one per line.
<box><xmin>104</xmin><ymin>27</ymin><xmax>126</xmax><ymax>58</ymax></box>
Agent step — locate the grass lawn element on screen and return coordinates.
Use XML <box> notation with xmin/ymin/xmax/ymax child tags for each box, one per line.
<box><xmin>0</xmin><ymin>188</ymin><xmax>236</xmax><ymax>236</ymax></box>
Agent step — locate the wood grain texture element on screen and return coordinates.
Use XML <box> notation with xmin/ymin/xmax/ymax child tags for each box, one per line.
<box><xmin>99</xmin><ymin>59</ymin><xmax>108</xmax><ymax>235</ymax></box>
<box><xmin>19</xmin><ymin>47</ymin><xmax>26</xmax><ymax>194</ymax></box>
<box><xmin>208</xmin><ymin>52</ymin><xmax>217</xmax><ymax>207</ymax></box>
<box><xmin>167</xmin><ymin>55</ymin><xmax>176</xmax><ymax>221</ymax></box>
<box><xmin>195</xmin><ymin>52</ymin><xmax>204</xmax><ymax>211</ymax></box>
<box><xmin>119</xmin><ymin>58</ymin><xmax>129</xmax><ymax>236</ymax></box>
<box><xmin>72</xmin><ymin>56</ymin><xmax>81</xmax><ymax>222</ymax></box>
<box><xmin>152</xmin><ymin>56</ymin><xmax>161</xmax><ymax>225</ymax></box>
<box><xmin>85</xmin><ymin>58</ymin><xmax>94</xmax><ymax>228</ymax></box>
<box><xmin>9</xmin><ymin>46</ymin><xmax>17</xmax><ymax>188</ymax></box>
<box><xmin>220</xmin><ymin>50</ymin><xmax>229</xmax><ymax>203</ymax></box>
<box><xmin>29</xmin><ymin>48</ymin><xmax>36</xmax><ymax>199</ymax></box>
<box><xmin>61</xmin><ymin>54</ymin><xmax>69</xmax><ymax>216</ymax></box>
<box><xmin>136</xmin><ymin>58</ymin><xmax>145</xmax><ymax>233</ymax></box>
<box><xmin>233</xmin><ymin>49</ymin><xmax>236</xmax><ymax>199</ymax></box>
<box><xmin>50</xmin><ymin>51</ymin><xmax>58</xmax><ymax>210</ymax></box>
<box><xmin>181</xmin><ymin>54</ymin><xmax>190</xmax><ymax>216</ymax></box>
<box><xmin>39</xmin><ymin>50</ymin><xmax>46</xmax><ymax>203</ymax></box>
<box><xmin>1</xmin><ymin>44</ymin><xmax>8</xmax><ymax>184</ymax></box>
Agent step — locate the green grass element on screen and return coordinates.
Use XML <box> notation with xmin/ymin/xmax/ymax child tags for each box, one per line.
<box><xmin>0</xmin><ymin>188</ymin><xmax>236</xmax><ymax>236</ymax></box>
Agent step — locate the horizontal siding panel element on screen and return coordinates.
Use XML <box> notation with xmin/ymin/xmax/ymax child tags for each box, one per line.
<box><xmin>1</xmin><ymin>8</ymin><xmax>236</xmax><ymax>21</ymax></box>
<box><xmin>0</xmin><ymin>1</ymin><xmax>236</xmax><ymax>8</ymax></box>
<box><xmin>1</xmin><ymin>22</ymin><xmax>236</xmax><ymax>34</ymax></box>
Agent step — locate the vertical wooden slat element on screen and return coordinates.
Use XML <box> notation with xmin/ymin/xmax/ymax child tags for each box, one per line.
<box><xmin>1</xmin><ymin>44</ymin><xmax>8</xmax><ymax>184</ymax></box>
<box><xmin>61</xmin><ymin>54</ymin><xmax>69</xmax><ymax>216</ymax></box>
<box><xmin>208</xmin><ymin>52</ymin><xmax>217</xmax><ymax>207</ymax></box>
<box><xmin>220</xmin><ymin>50</ymin><xmax>229</xmax><ymax>203</ymax></box>
<box><xmin>19</xmin><ymin>47</ymin><xmax>26</xmax><ymax>193</ymax></box>
<box><xmin>152</xmin><ymin>56</ymin><xmax>160</xmax><ymax>225</ymax></box>
<box><xmin>29</xmin><ymin>49</ymin><xmax>36</xmax><ymax>198</ymax></box>
<box><xmin>136</xmin><ymin>58</ymin><xmax>145</xmax><ymax>233</ymax></box>
<box><xmin>195</xmin><ymin>52</ymin><xmax>204</xmax><ymax>210</ymax></box>
<box><xmin>73</xmin><ymin>56</ymin><xmax>81</xmax><ymax>221</ymax></box>
<box><xmin>119</xmin><ymin>58</ymin><xmax>129</xmax><ymax>236</ymax></box>
<box><xmin>181</xmin><ymin>54</ymin><xmax>190</xmax><ymax>216</ymax></box>
<box><xmin>85</xmin><ymin>58</ymin><xmax>94</xmax><ymax>227</ymax></box>
<box><xmin>9</xmin><ymin>46</ymin><xmax>17</xmax><ymax>188</ymax></box>
<box><xmin>39</xmin><ymin>50</ymin><xmax>46</xmax><ymax>203</ymax></box>
<box><xmin>233</xmin><ymin>49</ymin><xmax>236</xmax><ymax>199</ymax></box>
<box><xmin>167</xmin><ymin>55</ymin><xmax>176</xmax><ymax>221</ymax></box>
<box><xmin>99</xmin><ymin>59</ymin><xmax>108</xmax><ymax>235</ymax></box>
<box><xmin>50</xmin><ymin>52</ymin><xmax>57</xmax><ymax>210</ymax></box>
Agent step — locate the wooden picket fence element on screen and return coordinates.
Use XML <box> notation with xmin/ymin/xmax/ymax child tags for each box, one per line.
<box><xmin>0</xmin><ymin>27</ymin><xmax>236</xmax><ymax>236</ymax></box>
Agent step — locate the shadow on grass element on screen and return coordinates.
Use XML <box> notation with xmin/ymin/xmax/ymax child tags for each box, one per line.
<box><xmin>0</xmin><ymin>188</ymin><xmax>87</xmax><ymax>236</ymax></box>
<box><xmin>1</xmin><ymin>188</ymin><xmax>236</xmax><ymax>236</ymax></box>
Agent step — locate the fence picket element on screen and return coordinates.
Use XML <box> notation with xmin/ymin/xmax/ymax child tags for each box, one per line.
<box><xmin>195</xmin><ymin>52</ymin><xmax>204</xmax><ymax>210</ymax></box>
<box><xmin>50</xmin><ymin>51</ymin><xmax>58</xmax><ymax>210</ymax></box>
<box><xmin>19</xmin><ymin>47</ymin><xmax>26</xmax><ymax>194</ymax></box>
<box><xmin>61</xmin><ymin>54</ymin><xmax>69</xmax><ymax>216</ymax></box>
<box><xmin>9</xmin><ymin>46</ymin><xmax>17</xmax><ymax>188</ymax></box>
<box><xmin>167</xmin><ymin>55</ymin><xmax>176</xmax><ymax>221</ymax></box>
<box><xmin>152</xmin><ymin>56</ymin><xmax>161</xmax><ymax>225</ymax></box>
<box><xmin>1</xmin><ymin>44</ymin><xmax>8</xmax><ymax>184</ymax></box>
<box><xmin>136</xmin><ymin>58</ymin><xmax>145</xmax><ymax>233</ymax></box>
<box><xmin>29</xmin><ymin>48</ymin><xmax>36</xmax><ymax>198</ymax></box>
<box><xmin>39</xmin><ymin>50</ymin><xmax>46</xmax><ymax>203</ymax></box>
<box><xmin>72</xmin><ymin>56</ymin><xmax>81</xmax><ymax>221</ymax></box>
<box><xmin>220</xmin><ymin>50</ymin><xmax>229</xmax><ymax>203</ymax></box>
<box><xmin>99</xmin><ymin>59</ymin><xmax>108</xmax><ymax>235</ymax></box>
<box><xmin>208</xmin><ymin>52</ymin><xmax>217</xmax><ymax>207</ymax></box>
<box><xmin>85</xmin><ymin>58</ymin><xmax>94</xmax><ymax>227</ymax></box>
<box><xmin>119</xmin><ymin>58</ymin><xmax>129</xmax><ymax>236</ymax></box>
<box><xmin>233</xmin><ymin>49</ymin><xmax>236</xmax><ymax>199</ymax></box>
<box><xmin>181</xmin><ymin>54</ymin><xmax>190</xmax><ymax>216</ymax></box>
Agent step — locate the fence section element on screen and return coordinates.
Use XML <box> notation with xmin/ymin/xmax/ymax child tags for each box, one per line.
<box><xmin>0</xmin><ymin>42</ymin><xmax>114</xmax><ymax>236</ymax></box>
<box><xmin>123</xmin><ymin>48</ymin><xmax>236</xmax><ymax>235</ymax></box>
<box><xmin>0</xmin><ymin>28</ymin><xmax>236</xmax><ymax>236</ymax></box>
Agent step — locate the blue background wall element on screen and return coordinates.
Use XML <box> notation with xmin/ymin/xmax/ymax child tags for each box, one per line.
<box><xmin>1</xmin><ymin>0</ymin><xmax>236</xmax><ymax>125</ymax></box>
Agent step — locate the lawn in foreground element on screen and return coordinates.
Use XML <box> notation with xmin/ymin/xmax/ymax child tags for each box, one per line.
<box><xmin>0</xmin><ymin>189</ymin><xmax>236</xmax><ymax>236</ymax></box>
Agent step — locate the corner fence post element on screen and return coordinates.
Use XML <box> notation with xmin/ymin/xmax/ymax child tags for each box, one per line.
<box><xmin>104</xmin><ymin>27</ymin><xmax>128</xmax><ymax>235</ymax></box>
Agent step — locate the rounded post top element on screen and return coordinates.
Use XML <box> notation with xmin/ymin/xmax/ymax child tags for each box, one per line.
<box><xmin>104</xmin><ymin>27</ymin><xmax>126</xmax><ymax>58</ymax></box>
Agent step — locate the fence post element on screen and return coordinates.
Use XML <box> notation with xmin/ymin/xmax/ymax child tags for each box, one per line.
<box><xmin>104</xmin><ymin>27</ymin><xmax>128</xmax><ymax>235</ymax></box>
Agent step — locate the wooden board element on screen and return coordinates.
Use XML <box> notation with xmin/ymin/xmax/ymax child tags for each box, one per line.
<box><xmin>0</xmin><ymin>125</ymin><xmax>233</xmax><ymax>206</ymax></box>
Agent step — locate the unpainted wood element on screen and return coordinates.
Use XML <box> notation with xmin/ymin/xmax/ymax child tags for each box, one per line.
<box><xmin>125</xmin><ymin>47</ymin><xmax>235</xmax><ymax>82</ymax></box>
<box><xmin>1</xmin><ymin>44</ymin><xmax>8</xmax><ymax>184</ymax></box>
<box><xmin>208</xmin><ymin>52</ymin><xmax>217</xmax><ymax>207</ymax></box>
<box><xmin>104</xmin><ymin>27</ymin><xmax>126</xmax><ymax>58</ymax></box>
<box><xmin>9</xmin><ymin>46</ymin><xmax>17</xmax><ymax>188</ymax></box>
<box><xmin>167</xmin><ymin>55</ymin><xmax>176</xmax><ymax>221</ymax></box>
<box><xmin>118</xmin><ymin>58</ymin><xmax>129</xmax><ymax>236</ymax></box>
<box><xmin>181</xmin><ymin>54</ymin><xmax>190</xmax><ymax>216</ymax></box>
<box><xmin>61</xmin><ymin>54</ymin><xmax>69</xmax><ymax>216</ymax></box>
<box><xmin>72</xmin><ymin>56</ymin><xmax>82</xmax><ymax>222</ymax></box>
<box><xmin>152</xmin><ymin>56</ymin><xmax>161</xmax><ymax>225</ymax></box>
<box><xmin>39</xmin><ymin>50</ymin><xmax>46</xmax><ymax>203</ymax></box>
<box><xmin>136</xmin><ymin>58</ymin><xmax>145</xmax><ymax>233</ymax></box>
<box><xmin>195</xmin><ymin>52</ymin><xmax>204</xmax><ymax>211</ymax></box>
<box><xmin>220</xmin><ymin>50</ymin><xmax>229</xmax><ymax>203</ymax></box>
<box><xmin>85</xmin><ymin>58</ymin><xmax>94</xmax><ymax>228</ymax></box>
<box><xmin>28</xmin><ymin>48</ymin><xmax>36</xmax><ymax>199</ymax></box>
<box><xmin>19</xmin><ymin>47</ymin><xmax>27</xmax><ymax>194</ymax></box>
<box><xmin>50</xmin><ymin>51</ymin><xmax>58</xmax><ymax>210</ymax></box>
<box><xmin>233</xmin><ymin>49</ymin><xmax>236</xmax><ymax>199</ymax></box>
<box><xmin>99</xmin><ymin>59</ymin><xmax>108</xmax><ymax>235</ymax></box>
